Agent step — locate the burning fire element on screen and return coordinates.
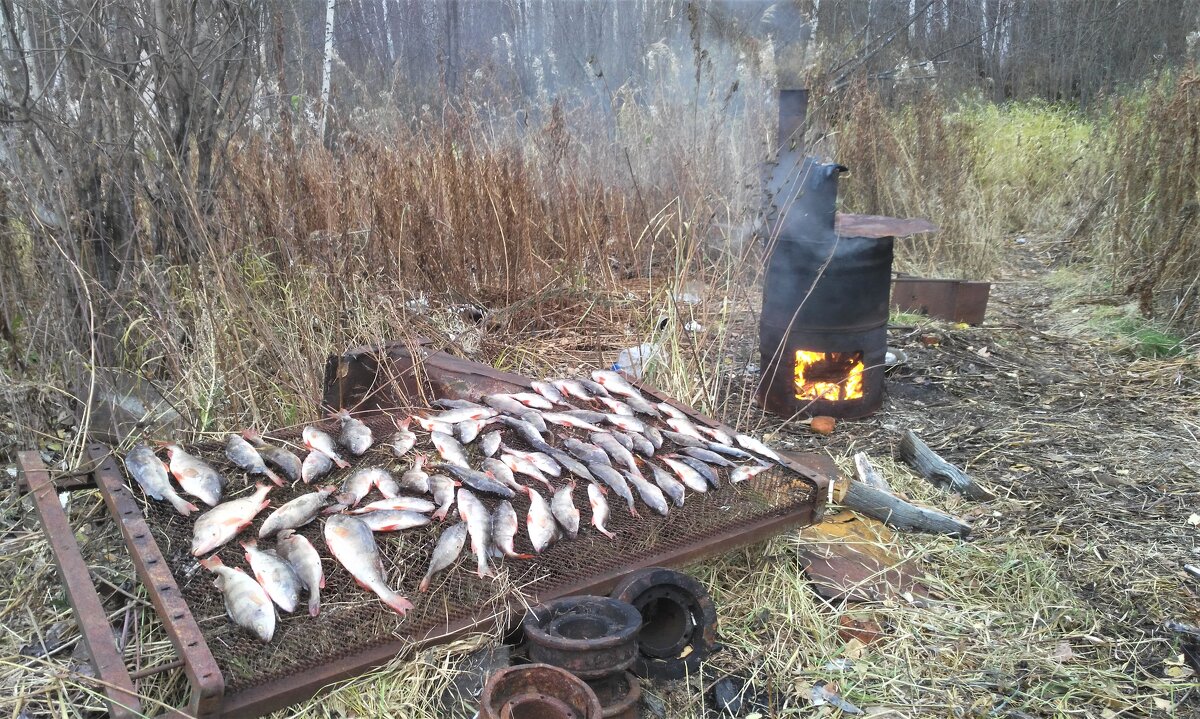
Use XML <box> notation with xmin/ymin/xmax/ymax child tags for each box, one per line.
<box><xmin>794</xmin><ymin>350</ymin><xmax>865</xmax><ymax>402</ymax></box>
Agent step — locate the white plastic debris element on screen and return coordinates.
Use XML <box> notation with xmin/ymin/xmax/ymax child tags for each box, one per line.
<box><xmin>684</xmin><ymin>320</ymin><xmax>703</xmax><ymax>333</ymax></box>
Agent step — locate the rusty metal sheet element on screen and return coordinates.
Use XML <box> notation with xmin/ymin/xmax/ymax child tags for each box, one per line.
<box><xmin>18</xmin><ymin>451</ymin><xmax>143</xmax><ymax>719</ymax></box>
<box><xmin>87</xmin><ymin>445</ymin><xmax>226</xmax><ymax>718</ymax></box>
<box><xmin>795</xmin><ymin>512</ymin><xmax>931</xmax><ymax>603</ymax></box>
<box><xmin>835</xmin><ymin>213</ymin><xmax>938</xmax><ymax>239</ymax></box>
<box><xmin>891</xmin><ymin>277</ymin><xmax>991</xmax><ymax>325</ymax></box>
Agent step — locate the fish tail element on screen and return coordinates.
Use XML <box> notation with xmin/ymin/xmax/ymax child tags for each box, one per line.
<box><xmin>381</xmin><ymin>591</ymin><xmax>414</xmax><ymax>616</ymax></box>
<box><xmin>265</xmin><ymin>468</ymin><xmax>285</xmax><ymax>486</ymax></box>
<box><xmin>629</xmin><ymin>505</ymin><xmax>641</xmax><ymax>518</ymax></box>
<box><xmin>169</xmin><ymin>493</ymin><xmax>198</xmax><ymax>516</ymax></box>
<box><xmin>418</xmin><ymin>574</ymin><xmax>432</xmax><ymax>592</ymax></box>
<box><xmin>198</xmin><ymin>555</ymin><xmax>224</xmax><ymax>570</ymax></box>
<box><xmin>308</xmin><ymin>590</ymin><xmax>321</xmax><ymax>617</ymax></box>
<box><xmin>599</xmin><ymin>526</ymin><xmax>617</xmax><ymax>540</ymax></box>
<box><xmin>510</xmin><ymin>552</ymin><xmax>535</xmax><ymax>560</ymax></box>
<box><xmin>432</xmin><ymin>509</ymin><xmax>448</xmax><ymax>521</ymax></box>
<box><xmin>333</xmin><ymin>456</ymin><xmax>351</xmax><ymax>469</ymax></box>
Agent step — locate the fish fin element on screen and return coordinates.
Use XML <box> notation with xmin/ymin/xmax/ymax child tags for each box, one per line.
<box><xmin>198</xmin><ymin>555</ymin><xmax>224</xmax><ymax>570</ymax></box>
<box><xmin>381</xmin><ymin>593</ymin><xmax>414</xmax><ymax>616</ymax></box>
<box><xmin>264</xmin><ymin>468</ymin><xmax>285</xmax><ymax>486</ymax></box>
<box><xmin>511</xmin><ymin>553</ymin><xmax>535</xmax><ymax>560</ymax></box>
<box><xmin>418</xmin><ymin>575</ymin><xmax>432</xmax><ymax>592</ymax></box>
<box><xmin>629</xmin><ymin>506</ymin><xmax>640</xmax><ymax>518</ymax></box>
<box><xmin>600</xmin><ymin>528</ymin><xmax>617</xmax><ymax>540</ymax></box>
<box><xmin>308</xmin><ymin>597</ymin><xmax>320</xmax><ymax>617</ymax></box>
<box><xmin>432</xmin><ymin>509</ymin><xmax>448</xmax><ymax>521</ymax></box>
<box><xmin>318</xmin><ymin>574</ymin><xmax>326</xmax><ymax>589</ymax></box>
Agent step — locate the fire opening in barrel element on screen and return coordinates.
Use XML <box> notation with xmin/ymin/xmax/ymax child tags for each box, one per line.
<box><xmin>793</xmin><ymin>350</ymin><xmax>865</xmax><ymax>402</ymax></box>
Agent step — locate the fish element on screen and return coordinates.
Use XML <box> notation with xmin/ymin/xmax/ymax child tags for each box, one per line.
<box><xmin>374</xmin><ymin>468</ymin><xmax>401</xmax><ymax>498</ymax></box>
<box><xmin>657</xmin><ymin>402</ymin><xmax>688</xmax><ymax>420</ymax></box>
<box><xmin>606</xmin><ymin>431</ymin><xmax>635</xmax><ymax>451</ymax></box>
<box><xmin>165</xmin><ymin>444</ymin><xmax>224</xmax><ymax>507</ymax></box>
<box><xmin>603</xmin><ymin>414</ymin><xmax>646</xmax><ymax>434</ymax></box>
<box><xmin>647</xmin><ymin>462</ymin><xmax>686</xmax><ymax>507</ymax></box>
<box><xmin>659</xmin><ymin>456</ymin><xmax>709</xmax><ymax>493</ymax></box>
<box><xmin>482</xmin><ymin>394</ymin><xmax>530</xmax><ymax>416</ymax></box>
<box><xmin>481</xmin><ymin>458</ymin><xmax>524</xmax><ymax>493</ymax></box>
<box><xmin>389</xmin><ymin>418</ymin><xmax>418</xmax><ymax>459</ymax></box>
<box><xmin>243</xmin><ymin>431</ymin><xmax>303</xmax><ymax>483</ymax></box>
<box><xmin>530</xmin><ymin>380</ymin><xmax>565</xmax><ymax>404</ymax></box>
<box><xmin>124</xmin><ymin>444</ymin><xmax>197</xmax><ymax>515</ymax></box>
<box><xmin>642</xmin><ymin>425</ymin><xmax>664</xmax><ymax>449</ymax></box>
<box><xmin>562</xmin><ymin>437</ymin><xmax>610</xmax><ymax>466</ymax></box>
<box><xmin>677</xmin><ymin>455</ymin><xmax>720</xmax><ymax>489</ymax></box>
<box><xmin>701</xmin><ymin>442</ymin><xmax>756</xmax><ymax>460</ymax></box>
<box><xmin>340</xmin><ymin>467</ymin><xmax>389</xmax><ymax>505</ymax></box>
<box><xmin>502</xmin><ymin>392</ymin><xmax>550</xmax><ymax>410</ymax></box>
<box><xmin>587</xmin><ymin>462</ymin><xmax>638</xmax><ymax>517</ymax></box>
<box><xmin>422</xmin><ymin>474</ymin><xmax>455</xmax><ymax>521</ymax></box>
<box><xmin>190</xmin><ymin>483</ymin><xmax>272</xmax><ymax>556</ymax></box>
<box><xmin>551</xmin><ymin>482</ymin><xmax>580</xmax><ymax>539</ymax></box>
<box><xmin>432</xmin><ymin>398</ymin><xmax>484</xmax><ymax>410</ymax></box>
<box><xmin>666</xmin><ymin>417</ymin><xmax>705</xmax><ymax>440</ymax></box>
<box><xmin>431</xmin><ymin>431</ymin><xmax>470</xmax><ymax>469</ymax></box>
<box><xmin>659</xmin><ymin>430</ymin><xmax>705</xmax><ymax>448</ymax></box>
<box><xmin>590</xmin><ymin>369</ymin><xmax>641</xmax><ymax>398</ymax></box>
<box><xmin>501</xmin><ymin>453</ymin><xmax>552</xmax><ymax>491</ymax></box>
<box><xmin>350</xmin><ymin>495</ymin><xmax>438</xmax><ymax>514</ymax></box>
<box><xmin>561</xmin><ymin>409</ymin><xmax>609</xmax><ymax>424</ymax></box>
<box><xmin>731</xmin><ymin>464</ymin><xmax>773</xmax><ymax>484</ymax></box>
<box><xmin>419</xmin><ymin>522</ymin><xmax>468</xmax><ymax>592</ymax></box>
<box><xmin>680</xmin><ymin>446</ymin><xmax>737</xmax><ymax>468</ymax></box>
<box><xmin>501</xmin><ymin>445</ymin><xmax>561</xmax><ymax>477</ymax></box>
<box><xmin>479</xmin><ymin>430</ymin><xmax>502</xmax><ymax>457</ymax></box>
<box><xmin>551</xmin><ymin>378</ymin><xmax>594</xmax><ymax>400</ymax></box>
<box><xmin>590</xmin><ymin>432</ymin><xmax>640</xmax><ymax>475</ymax></box>
<box><xmin>698</xmin><ymin>426</ymin><xmax>736</xmax><ymax>446</ymax></box>
<box><xmin>198</xmin><ymin>555</ymin><xmax>274</xmax><ymax>642</ymax></box>
<box><xmin>301</xmin><ymin>451</ymin><xmax>334</xmax><ymax>484</ymax></box>
<box><xmin>523</xmin><ymin>486</ymin><xmax>557</xmax><ymax>552</ymax></box>
<box><xmin>334</xmin><ymin>410</ymin><xmax>374</xmax><ymax>456</ymax></box>
<box><xmin>735</xmin><ymin>434</ymin><xmax>783</xmax><ymax>463</ymax></box>
<box><xmin>357</xmin><ymin>509</ymin><xmax>431</xmax><ymax>532</ymax></box>
<box><xmin>242</xmin><ymin>540</ymin><xmax>301</xmax><ymax>613</ymax></box>
<box><xmin>457</xmin><ymin>489</ymin><xmax>493</xmax><ymax>578</ymax></box>
<box><xmin>226</xmin><ymin>434</ymin><xmax>284</xmax><ymax>486</ymax></box>
<box><xmin>520</xmin><ymin>410</ymin><xmax>548</xmax><ymax>433</ymax></box>
<box><xmin>413</xmin><ymin>415</ymin><xmax>454</xmax><ymax>435</ymax></box>
<box><xmin>491</xmin><ymin>501</ymin><xmax>534</xmax><ymax>559</ymax></box>
<box><xmin>496</xmin><ymin>416</ymin><xmax>545</xmax><ymax>445</ymax></box>
<box><xmin>303</xmin><ymin>426</ymin><xmax>350</xmax><ymax>469</ymax></box>
<box><xmin>442</xmin><ymin>462</ymin><xmax>517</xmax><ymax>498</ymax></box>
<box><xmin>624</xmin><ymin>431</ymin><xmax>656</xmax><ymax>457</ymax></box>
<box><xmin>587</xmin><ymin>483</ymin><xmax>616</xmax><ymax>539</ymax></box>
<box><xmin>457</xmin><ymin>418</ymin><xmax>490</xmax><ymax>444</ymax></box>
<box><xmin>540</xmin><ymin>448</ymin><xmax>595</xmax><ymax>484</ymax></box>
<box><xmin>258</xmin><ymin>487</ymin><xmax>336</xmax><ymax>538</ymax></box>
<box><xmin>595</xmin><ymin>396</ymin><xmax>635</xmax><ymax>416</ymax></box>
<box><xmin>400</xmin><ymin>454</ymin><xmax>431</xmax><ymax>494</ymax></box>
<box><xmin>325</xmin><ymin>514</ymin><xmax>413</xmax><ymax>615</ymax></box>
<box><xmin>432</xmin><ymin>407</ymin><xmax>499</xmax><ymax>424</ymax></box>
<box><xmin>577</xmin><ymin>378</ymin><xmax>610</xmax><ymax>397</ymax></box>
<box><xmin>621</xmin><ymin>469</ymin><xmax>669</xmax><ymax>516</ymax></box>
<box><xmin>276</xmin><ymin>530</ymin><xmax>324</xmax><ymax>617</ymax></box>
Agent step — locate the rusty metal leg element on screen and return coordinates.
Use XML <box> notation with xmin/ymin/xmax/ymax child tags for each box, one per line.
<box><xmin>18</xmin><ymin>451</ymin><xmax>143</xmax><ymax>718</ymax></box>
<box><xmin>86</xmin><ymin>444</ymin><xmax>226</xmax><ymax>718</ymax></box>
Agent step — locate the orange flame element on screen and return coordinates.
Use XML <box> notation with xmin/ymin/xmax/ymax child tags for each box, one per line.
<box><xmin>794</xmin><ymin>350</ymin><xmax>865</xmax><ymax>402</ymax></box>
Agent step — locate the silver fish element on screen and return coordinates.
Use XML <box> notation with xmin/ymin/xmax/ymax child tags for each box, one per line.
<box><xmin>501</xmin><ymin>453</ymin><xmax>552</xmax><ymax>491</ymax></box>
<box><xmin>419</xmin><ymin>522</ymin><xmax>468</xmax><ymax>591</ymax></box>
<box><xmin>735</xmin><ymin>434</ymin><xmax>783</xmax><ymax>463</ymax></box>
<box><xmin>457</xmin><ymin>489</ymin><xmax>493</xmax><ymax>578</ymax></box>
<box><xmin>258</xmin><ymin>487</ymin><xmax>336</xmax><ymax>538</ymax></box>
<box><xmin>165</xmin><ymin>444</ymin><xmax>224</xmax><ymax>507</ymax></box>
<box><xmin>242</xmin><ymin>540</ymin><xmax>301</xmax><ymax>613</ymax></box>
<box><xmin>701</xmin><ymin>442</ymin><xmax>756</xmax><ymax>460</ymax></box>
<box><xmin>482</xmin><ymin>458</ymin><xmax>524</xmax><ymax>492</ymax></box>
<box><xmin>491</xmin><ymin>501</ymin><xmax>533</xmax><ymax>559</ymax></box>
<box><xmin>621</xmin><ymin>469</ymin><xmax>669</xmax><ymax>516</ymax></box>
<box><xmin>390</xmin><ymin>417</ymin><xmax>417</xmax><ymax>459</ymax></box>
<box><xmin>591</xmin><ymin>432</ymin><xmax>640</xmax><ymax>475</ymax></box>
<box><xmin>523</xmin><ymin>486</ymin><xmax>557</xmax><ymax>552</ymax></box>
<box><xmin>457</xmin><ymin>418</ymin><xmax>490</xmax><ymax>444</ymax></box>
<box><xmin>698</xmin><ymin>425</ymin><xmax>735</xmax><ymax>446</ymax></box>
<box><xmin>303</xmin><ymin>426</ymin><xmax>350</xmax><ymax>468</ymax></box>
<box><xmin>482</xmin><ymin>394</ymin><xmax>529</xmax><ymax>416</ymax></box>
<box><xmin>587</xmin><ymin>483</ymin><xmax>616</xmax><ymax>539</ymax></box>
<box><xmin>659</xmin><ymin>456</ymin><xmax>709</xmax><ymax>493</ymax></box>
<box><xmin>731</xmin><ymin>464</ymin><xmax>773</xmax><ymax>484</ymax></box>
<box><xmin>350</xmin><ymin>495</ymin><xmax>437</xmax><ymax>514</ymax></box>
<box><xmin>358</xmin><ymin>509</ymin><xmax>431</xmax><ymax>532</ymax></box>
<box><xmin>677</xmin><ymin>455</ymin><xmax>720</xmax><ymax>489</ymax></box>
<box><xmin>602</xmin><ymin>413</ymin><xmax>646</xmax><ymax>434</ymax></box>
<box><xmin>587</xmin><ymin>463</ymin><xmax>638</xmax><ymax>517</ymax></box>
<box><xmin>647</xmin><ymin>462</ymin><xmax>686</xmax><ymax>507</ymax></box>
<box><xmin>413</xmin><ymin>415</ymin><xmax>454</xmax><ymax>434</ymax></box>
<box><xmin>643</xmin><ymin>425</ymin><xmax>664</xmax><ymax>449</ymax></box>
<box><xmin>340</xmin><ymin>467</ymin><xmax>387</xmax><ymax>505</ymax></box>
<box><xmin>577</xmin><ymin>378</ymin><xmax>610</xmax><ymax>397</ymax></box>
<box><xmin>596</xmin><ymin>396</ymin><xmax>635</xmax><ymax>416</ymax></box>
<box><xmin>479</xmin><ymin>430</ymin><xmax>503</xmax><ymax>457</ymax></box>
<box><xmin>124</xmin><ymin>444</ymin><xmax>197</xmax><ymax>515</ymax></box>
<box><xmin>657</xmin><ymin>402</ymin><xmax>688</xmax><ymax>420</ymax></box>
<box><xmin>276</xmin><ymin>530</ymin><xmax>324</xmax><ymax>617</ymax></box>
<box><xmin>431</xmin><ymin>430</ymin><xmax>470</xmax><ymax>469</ymax></box>
<box><xmin>443</xmin><ymin>462</ymin><xmax>516</xmax><ymax>498</ymax></box>
<box><xmin>666</xmin><ymin>417</ymin><xmax>705</xmax><ymax>440</ymax></box>
<box><xmin>508</xmin><ymin>392</ymin><xmax>553</xmax><ymax>410</ymax></box>
<box><xmin>432</xmin><ymin>398</ymin><xmax>484</xmax><ymax>410</ymax></box>
<box><xmin>551</xmin><ymin>481</ymin><xmax>580</xmax><ymax>539</ymax></box>
<box><xmin>520</xmin><ymin>410</ymin><xmax>548</xmax><ymax>433</ymax></box>
<box><xmin>551</xmin><ymin>378</ymin><xmax>593</xmax><ymax>400</ymax></box>
<box><xmin>659</xmin><ymin>429</ymin><xmax>706</xmax><ymax>448</ymax></box>
<box><xmin>244</xmin><ymin>432</ymin><xmax>303</xmax><ymax>483</ymax></box>
<box><xmin>502</xmin><ymin>445</ymin><xmax>561</xmax><ymax>477</ymax></box>
<box><xmin>563</xmin><ymin>437</ymin><xmax>610</xmax><ymax>466</ymax></box>
<box><xmin>400</xmin><ymin>454</ymin><xmax>431</xmax><ymax>494</ymax></box>
<box><xmin>199</xmin><ymin>555</ymin><xmax>274</xmax><ymax>642</ymax></box>
<box><xmin>432</xmin><ymin>407</ymin><xmax>499</xmax><ymax>424</ymax></box>
<box><xmin>540</xmin><ymin>448</ymin><xmax>595</xmax><ymax>484</ymax></box>
<box><xmin>680</xmin><ymin>446</ymin><xmax>737</xmax><ymax>468</ymax></box>
<box><xmin>324</xmin><ymin>514</ymin><xmax>413</xmax><ymax>615</ymax></box>
<box><xmin>301</xmin><ymin>451</ymin><xmax>334</xmax><ymax>484</ymax></box>
<box><xmin>561</xmin><ymin>409</ymin><xmax>608</xmax><ymax>424</ymax></box>
<box><xmin>430</xmin><ymin>474</ymin><xmax>458</xmax><ymax>521</ymax></box>
<box><xmin>226</xmin><ymin>434</ymin><xmax>284</xmax><ymax>486</ymax></box>
<box><xmin>191</xmin><ymin>483</ymin><xmax>272</xmax><ymax>556</ymax></box>
<box><xmin>334</xmin><ymin>410</ymin><xmax>374</xmax><ymax>455</ymax></box>
<box><xmin>590</xmin><ymin>369</ymin><xmax>641</xmax><ymax>398</ymax></box>
<box><xmin>497</xmin><ymin>416</ymin><xmax>545</xmax><ymax>445</ymax></box>
<box><xmin>624</xmin><ymin>431</ymin><xmax>656</xmax><ymax>457</ymax></box>
<box><xmin>530</xmin><ymin>380</ymin><xmax>565</xmax><ymax>404</ymax></box>
<box><xmin>621</xmin><ymin>392</ymin><xmax>661</xmax><ymax>417</ymax></box>
<box><xmin>606</xmin><ymin>431</ymin><xmax>635</xmax><ymax>451</ymax></box>
<box><xmin>374</xmin><ymin>468</ymin><xmax>401</xmax><ymax>498</ymax></box>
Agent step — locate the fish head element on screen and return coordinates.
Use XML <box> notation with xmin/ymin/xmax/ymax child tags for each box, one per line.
<box><xmin>252</xmin><ymin>619</ymin><xmax>274</xmax><ymax>643</ymax></box>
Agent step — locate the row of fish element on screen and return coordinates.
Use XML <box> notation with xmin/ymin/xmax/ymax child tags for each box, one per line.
<box><xmin>122</xmin><ymin>370</ymin><xmax>787</xmax><ymax>643</ymax></box>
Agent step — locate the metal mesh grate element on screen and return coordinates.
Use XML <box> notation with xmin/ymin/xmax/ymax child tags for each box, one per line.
<box><xmin>135</xmin><ymin>413</ymin><xmax>816</xmax><ymax>694</ymax></box>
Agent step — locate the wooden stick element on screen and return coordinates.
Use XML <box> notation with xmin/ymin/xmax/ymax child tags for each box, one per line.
<box><xmin>899</xmin><ymin>430</ymin><xmax>995</xmax><ymax>501</ymax></box>
<box><xmin>835</xmin><ymin>478</ymin><xmax>972</xmax><ymax>537</ymax></box>
<box><xmin>853</xmin><ymin>452</ymin><xmax>892</xmax><ymax>492</ymax></box>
